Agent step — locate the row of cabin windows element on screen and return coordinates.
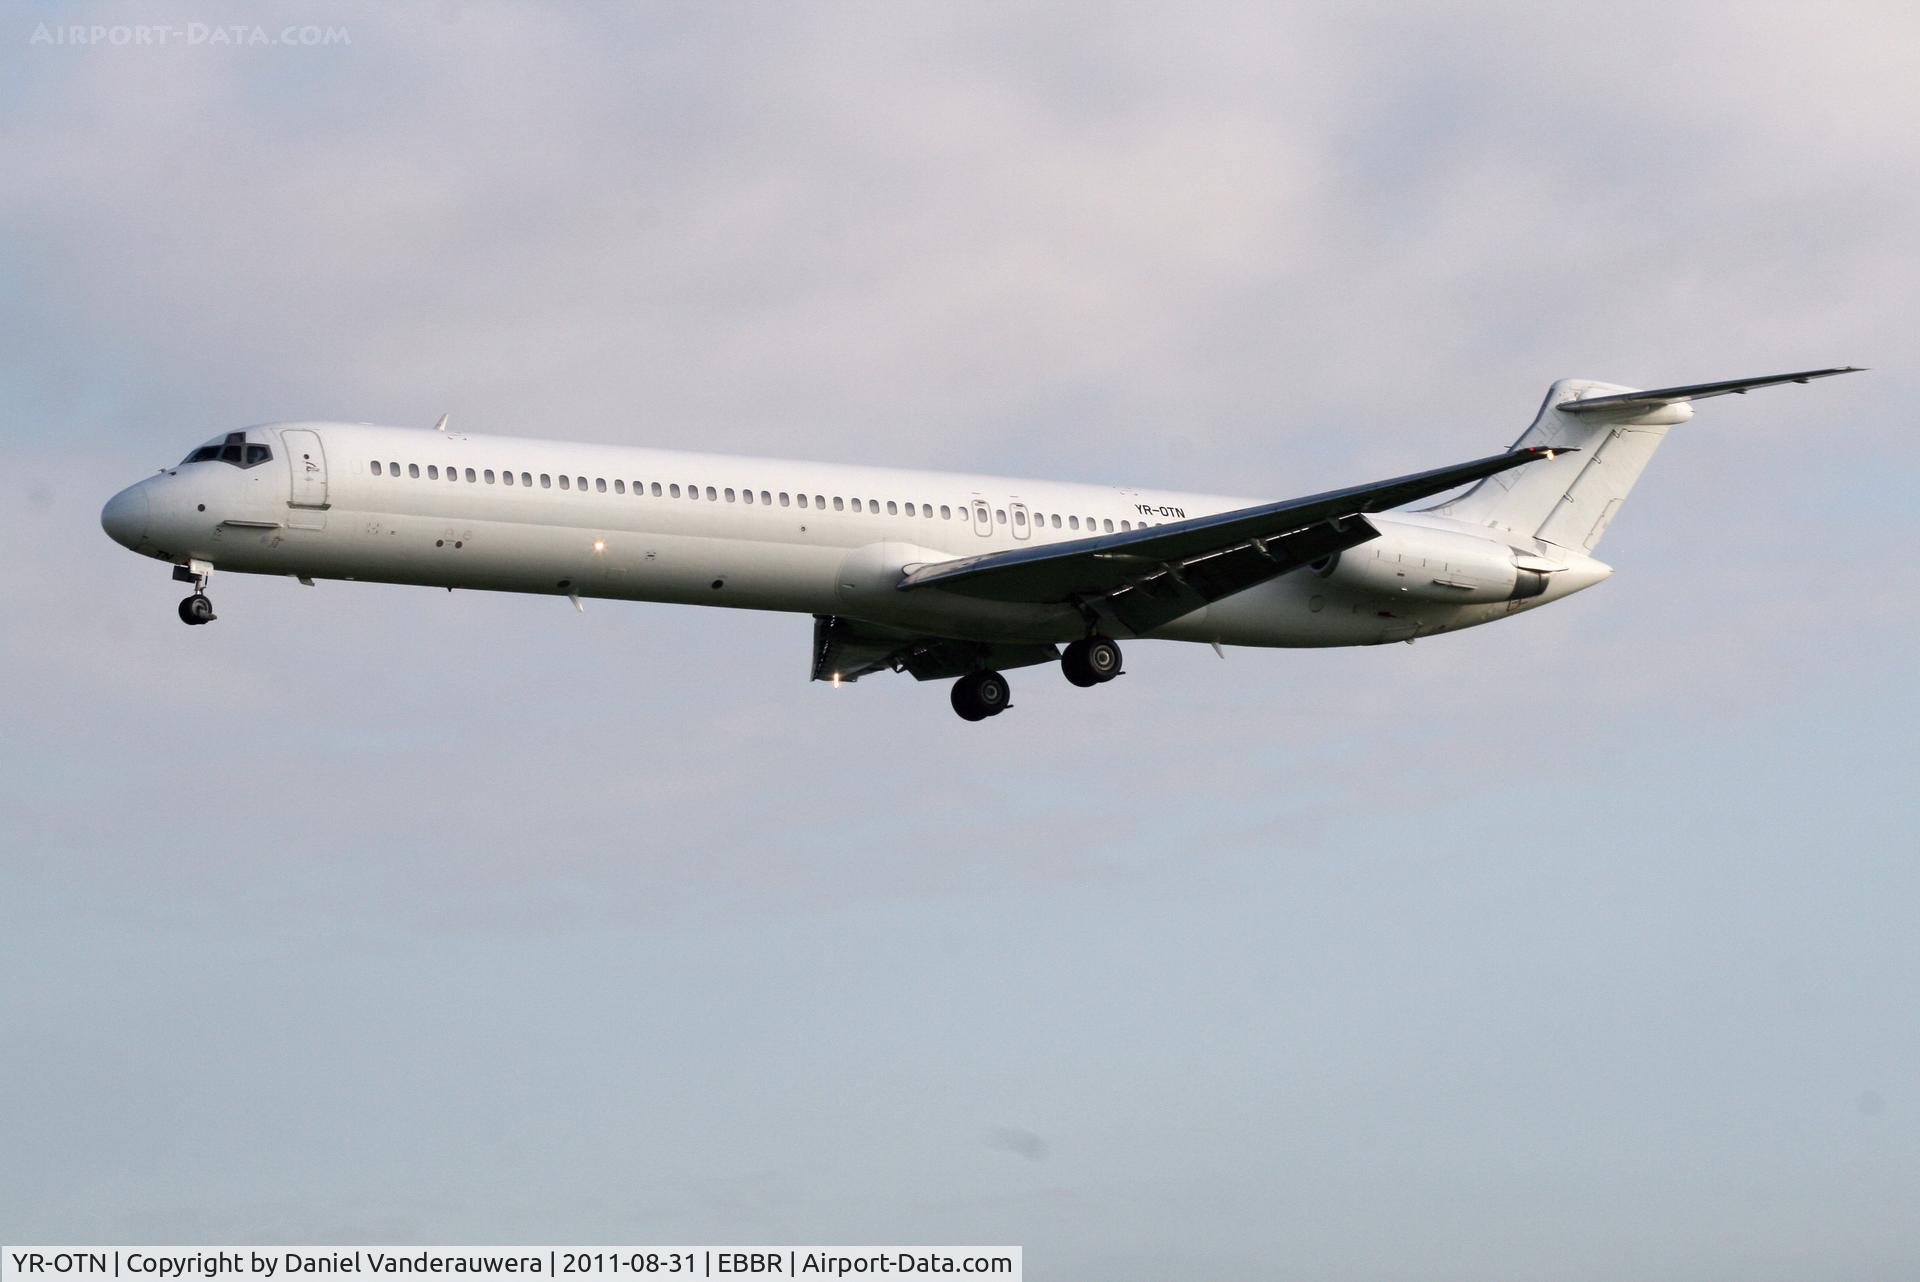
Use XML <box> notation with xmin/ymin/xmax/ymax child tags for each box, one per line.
<box><xmin>368</xmin><ymin>458</ymin><xmax>1145</xmax><ymax>533</ymax></box>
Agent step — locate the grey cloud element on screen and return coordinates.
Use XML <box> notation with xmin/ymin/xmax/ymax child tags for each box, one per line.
<box><xmin>4</xmin><ymin>4</ymin><xmax>1918</xmax><ymax>1278</ymax></box>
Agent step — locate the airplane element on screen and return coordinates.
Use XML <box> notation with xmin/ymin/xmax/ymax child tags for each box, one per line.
<box><xmin>101</xmin><ymin>367</ymin><xmax>1857</xmax><ymax>720</ymax></box>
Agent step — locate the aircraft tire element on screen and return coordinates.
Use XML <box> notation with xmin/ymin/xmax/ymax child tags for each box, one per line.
<box><xmin>1064</xmin><ymin>636</ymin><xmax>1122</xmax><ymax>685</ymax></box>
<box><xmin>1062</xmin><ymin>642</ymin><xmax>1100</xmax><ymax>687</ymax></box>
<box><xmin>951</xmin><ymin>670</ymin><xmax>1011</xmax><ymax>720</ymax></box>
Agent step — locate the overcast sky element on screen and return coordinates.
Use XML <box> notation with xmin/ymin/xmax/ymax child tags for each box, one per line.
<box><xmin>3</xmin><ymin>3</ymin><xmax>1917</xmax><ymax>1278</ymax></box>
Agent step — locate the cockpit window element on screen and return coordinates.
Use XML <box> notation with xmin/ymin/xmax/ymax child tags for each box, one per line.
<box><xmin>180</xmin><ymin>431</ymin><xmax>274</xmax><ymax>469</ymax></box>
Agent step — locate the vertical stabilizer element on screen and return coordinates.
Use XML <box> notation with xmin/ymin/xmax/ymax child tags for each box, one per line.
<box><xmin>1429</xmin><ymin>379</ymin><xmax>1687</xmax><ymax>553</ymax></box>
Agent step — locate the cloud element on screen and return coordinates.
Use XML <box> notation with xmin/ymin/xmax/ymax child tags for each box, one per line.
<box><xmin>4</xmin><ymin>3</ymin><xmax>1918</xmax><ymax>1274</ymax></box>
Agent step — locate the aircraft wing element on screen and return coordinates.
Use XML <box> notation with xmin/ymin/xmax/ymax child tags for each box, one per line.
<box><xmin>1559</xmin><ymin>366</ymin><xmax>1862</xmax><ymax>413</ymax></box>
<box><xmin>898</xmin><ymin>445</ymin><xmax>1565</xmax><ymax>636</ymax></box>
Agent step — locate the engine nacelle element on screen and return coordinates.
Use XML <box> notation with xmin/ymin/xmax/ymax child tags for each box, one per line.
<box><xmin>1324</xmin><ymin>525</ymin><xmax>1525</xmax><ymax>604</ymax></box>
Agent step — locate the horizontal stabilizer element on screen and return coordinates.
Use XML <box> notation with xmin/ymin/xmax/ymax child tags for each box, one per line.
<box><xmin>1559</xmin><ymin>366</ymin><xmax>1862</xmax><ymax>414</ymax></box>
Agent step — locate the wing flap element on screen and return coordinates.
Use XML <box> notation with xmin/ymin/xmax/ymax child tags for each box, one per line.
<box><xmin>1100</xmin><ymin>515</ymin><xmax>1373</xmax><ymax>634</ymax></box>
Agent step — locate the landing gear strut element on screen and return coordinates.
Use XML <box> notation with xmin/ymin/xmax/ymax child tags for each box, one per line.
<box><xmin>175</xmin><ymin>563</ymin><xmax>215</xmax><ymax>626</ymax></box>
<box><xmin>951</xmin><ymin>669</ymin><xmax>1012</xmax><ymax>721</ymax></box>
<box><xmin>1061</xmin><ymin>635</ymin><xmax>1122</xmax><ymax>687</ymax></box>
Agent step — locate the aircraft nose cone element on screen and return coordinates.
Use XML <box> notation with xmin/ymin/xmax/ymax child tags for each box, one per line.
<box><xmin>101</xmin><ymin>484</ymin><xmax>150</xmax><ymax>549</ymax></box>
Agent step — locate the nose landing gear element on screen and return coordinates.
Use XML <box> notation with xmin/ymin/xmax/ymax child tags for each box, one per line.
<box><xmin>173</xmin><ymin>561</ymin><xmax>216</xmax><ymax>626</ymax></box>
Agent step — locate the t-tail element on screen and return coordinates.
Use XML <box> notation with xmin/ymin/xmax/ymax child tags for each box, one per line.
<box><xmin>1429</xmin><ymin>367</ymin><xmax>1861</xmax><ymax>552</ymax></box>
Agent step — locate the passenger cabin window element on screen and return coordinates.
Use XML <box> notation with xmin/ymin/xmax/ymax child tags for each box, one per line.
<box><xmin>705</xmin><ymin>486</ymin><xmax>717</xmax><ymax>501</ymax></box>
<box><xmin>833</xmin><ymin>497</ymin><xmax>845</xmax><ymax>511</ymax></box>
<box><xmin>577</xmin><ymin>476</ymin><xmax>587</xmax><ymax>491</ymax></box>
<box><xmin>388</xmin><ymin>462</ymin><xmax>401</xmax><ymax>476</ymax></box>
<box><xmin>485</xmin><ymin>469</ymin><xmax>496</xmax><ymax>484</ymax></box>
<box><xmin>428</xmin><ymin>465</ymin><xmax>439</xmax><ymax>480</ymax></box>
<box><xmin>559</xmin><ymin>475</ymin><xmax>571</xmax><ymax>490</ymax></box>
<box><xmin>540</xmin><ymin>474</ymin><xmax>552</xmax><ymax>488</ymax></box>
<box><xmin>760</xmin><ymin>491</ymin><xmax>771</xmax><ymax>505</ymax></box>
<box><xmin>369</xmin><ymin>460</ymin><xmax>381</xmax><ymax>475</ymax></box>
<box><xmin>725</xmin><ymin>488</ymin><xmax>736</xmax><ymax>502</ymax></box>
<box><xmin>652</xmin><ymin>482</ymin><xmax>663</xmax><ymax>496</ymax></box>
<box><xmin>600</xmin><ymin>479</ymin><xmax>610</xmax><ymax>493</ymax></box>
<box><xmin>797</xmin><ymin>494</ymin><xmax>808</xmax><ymax>508</ymax></box>
<box><xmin>614</xmin><ymin>480</ymin><xmax>624</xmax><ymax>494</ymax></box>
<box><xmin>503</xmin><ymin>471</ymin><xmax>515</xmax><ymax>485</ymax></box>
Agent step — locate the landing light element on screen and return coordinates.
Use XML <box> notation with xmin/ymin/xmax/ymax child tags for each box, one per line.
<box><xmin>832</xmin><ymin>672</ymin><xmax>842</xmax><ymax>688</ymax></box>
<box><xmin>592</xmin><ymin>539</ymin><xmax>606</xmax><ymax>553</ymax></box>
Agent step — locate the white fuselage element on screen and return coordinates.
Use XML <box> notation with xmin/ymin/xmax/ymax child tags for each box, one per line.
<box><xmin>102</xmin><ymin>421</ymin><xmax>1611</xmax><ymax>648</ymax></box>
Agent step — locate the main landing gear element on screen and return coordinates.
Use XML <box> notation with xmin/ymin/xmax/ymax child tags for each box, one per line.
<box><xmin>1061</xmin><ymin>635</ymin><xmax>1122</xmax><ymax>688</ymax></box>
<box><xmin>948</xmin><ymin>636</ymin><xmax>1124</xmax><ymax>721</ymax></box>
<box><xmin>175</xmin><ymin>563</ymin><xmax>216</xmax><ymax>626</ymax></box>
<box><xmin>951</xmin><ymin>669</ymin><xmax>1012</xmax><ymax>721</ymax></box>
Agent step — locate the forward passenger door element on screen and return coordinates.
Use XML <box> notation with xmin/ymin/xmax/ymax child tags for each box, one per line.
<box><xmin>282</xmin><ymin>428</ymin><xmax>329</xmax><ymax>530</ymax></box>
